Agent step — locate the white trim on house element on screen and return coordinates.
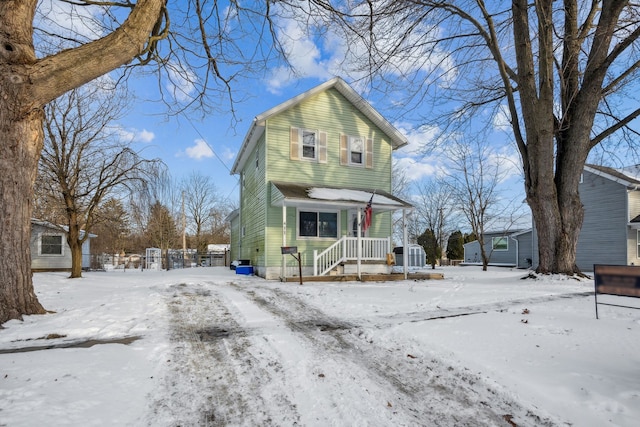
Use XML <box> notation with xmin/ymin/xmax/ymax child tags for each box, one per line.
<box><xmin>231</xmin><ymin>77</ymin><xmax>409</xmax><ymax>175</ymax></box>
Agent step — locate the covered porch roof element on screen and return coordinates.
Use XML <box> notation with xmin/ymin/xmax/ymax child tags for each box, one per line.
<box><xmin>270</xmin><ymin>182</ymin><xmax>413</xmax><ymax>211</ymax></box>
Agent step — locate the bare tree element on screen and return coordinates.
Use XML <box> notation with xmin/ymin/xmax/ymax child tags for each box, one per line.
<box><xmin>146</xmin><ymin>200</ymin><xmax>179</xmax><ymax>253</ymax></box>
<box><xmin>90</xmin><ymin>198</ymin><xmax>131</xmax><ymax>257</ymax></box>
<box><xmin>39</xmin><ymin>82</ymin><xmax>164</xmax><ymax>278</ymax></box>
<box><xmin>181</xmin><ymin>172</ymin><xmax>221</xmax><ymax>254</ymax></box>
<box><xmin>446</xmin><ymin>139</ymin><xmax>522</xmax><ymax>271</ymax></box>
<box><xmin>0</xmin><ymin>2</ymin><xmax>284</xmax><ymax>322</ymax></box>
<box><xmin>413</xmin><ymin>178</ymin><xmax>457</xmax><ymax>268</ymax></box>
<box><xmin>391</xmin><ymin>158</ymin><xmax>413</xmax><ymax>244</ymax></box>
<box><xmin>208</xmin><ymin>200</ymin><xmax>234</xmax><ymax>244</ymax></box>
<box><xmin>290</xmin><ymin>1</ymin><xmax>640</xmax><ymax>275</ymax></box>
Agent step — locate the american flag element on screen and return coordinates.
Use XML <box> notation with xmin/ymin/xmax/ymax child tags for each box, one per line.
<box><xmin>363</xmin><ymin>193</ymin><xmax>374</xmax><ymax>231</ymax></box>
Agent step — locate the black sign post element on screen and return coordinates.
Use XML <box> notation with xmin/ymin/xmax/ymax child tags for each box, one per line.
<box><xmin>281</xmin><ymin>246</ymin><xmax>302</xmax><ymax>285</ymax></box>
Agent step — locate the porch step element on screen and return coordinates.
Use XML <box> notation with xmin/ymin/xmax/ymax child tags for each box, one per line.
<box><xmin>281</xmin><ymin>272</ymin><xmax>444</xmax><ymax>283</ymax></box>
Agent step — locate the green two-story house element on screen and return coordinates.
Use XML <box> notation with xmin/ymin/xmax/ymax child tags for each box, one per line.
<box><xmin>229</xmin><ymin>77</ymin><xmax>413</xmax><ymax>279</ymax></box>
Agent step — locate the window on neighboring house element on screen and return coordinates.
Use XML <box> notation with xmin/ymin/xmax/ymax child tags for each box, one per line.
<box><xmin>299</xmin><ymin>210</ymin><xmax>338</xmax><ymax>238</ymax></box>
<box><xmin>242</xmin><ymin>226</ymin><xmax>246</xmax><ymax>237</ymax></box>
<box><xmin>349</xmin><ymin>136</ymin><xmax>364</xmax><ymax>165</ymax></box>
<box><xmin>492</xmin><ymin>236</ymin><xmax>508</xmax><ymax>251</ymax></box>
<box><xmin>255</xmin><ymin>149</ymin><xmax>259</xmax><ymax>169</ymax></box>
<box><xmin>302</xmin><ymin>130</ymin><xmax>317</xmax><ymax>160</ymax></box>
<box><xmin>41</xmin><ymin>234</ymin><xmax>63</xmax><ymax>255</ymax></box>
<box><xmin>637</xmin><ymin>230</ymin><xmax>640</xmax><ymax>258</ymax></box>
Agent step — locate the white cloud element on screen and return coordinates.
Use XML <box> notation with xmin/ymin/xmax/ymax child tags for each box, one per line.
<box><xmin>394</xmin><ymin>156</ymin><xmax>440</xmax><ymax>182</ymax></box>
<box><xmin>185</xmin><ymin>139</ymin><xmax>214</xmax><ymax>160</ymax></box>
<box><xmin>115</xmin><ymin>127</ymin><xmax>155</xmax><ymax>143</ymax></box>
<box><xmin>35</xmin><ymin>0</ymin><xmax>104</xmax><ymax>44</ymax></box>
<box><xmin>394</xmin><ymin>122</ymin><xmax>441</xmax><ymax>156</ymax></box>
<box><xmin>492</xmin><ymin>104</ymin><xmax>512</xmax><ymax>131</ymax></box>
<box><xmin>222</xmin><ymin>147</ymin><xmax>236</xmax><ymax>161</ymax></box>
<box><xmin>266</xmin><ymin>15</ymin><xmax>335</xmax><ymax>94</ymax></box>
<box><xmin>267</xmin><ymin>3</ymin><xmax>457</xmax><ymax>93</ymax></box>
<box><xmin>165</xmin><ymin>62</ymin><xmax>198</xmax><ymax>103</ymax></box>
<box><xmin>135</xmin><ymin>129</ymin><xmax>155</xmax><ymax>143</ymax></box>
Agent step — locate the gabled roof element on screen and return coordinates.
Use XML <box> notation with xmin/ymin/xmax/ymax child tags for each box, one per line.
<box><xmin>584</xmin><ymin>164</ymin><xmax>640</xmax><ymax>187</ymax></box>
<box><xmin>31</xmin><ymin>218</ymin><xmax>97</xmax><ymax>238</ymax></box>
<box><xmin>230</xmin><ymin>77</ymin><xmax>408</xmax><ymax>174</ymax></box>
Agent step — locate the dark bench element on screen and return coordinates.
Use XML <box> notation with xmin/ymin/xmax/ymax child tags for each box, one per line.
<box><xmin>594</xmin><ymin>264</ymin><xmax>640</xmax><ymax>319</ymax></box>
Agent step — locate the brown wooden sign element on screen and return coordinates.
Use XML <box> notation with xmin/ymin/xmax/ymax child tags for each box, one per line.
<box><xmin>281</xmin><ymin>246</ymin><xmax>298</xmax><ymax>255</ymax></box>
<box><xmin>594</xmin><ymin>264</ymin><xmax>640</xmax><ymax>319</ymax></box>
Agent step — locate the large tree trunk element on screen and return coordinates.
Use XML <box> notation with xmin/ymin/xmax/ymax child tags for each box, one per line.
<box><xmin>0</xmin><ymin>1</ymin><xmax>45</xmax><ymax>323</ymax></box>
<box><xmin>67</xmin><ymin>221</ymin><xmax>84</xmax><ymax>279</ymax></box>
<box><xmin>0</xmin><ymin>108</ymin><xmax>47</xmax><ymax>323</ymax></box>
<box><xmin>0</xmin><ymin>0</ymin><xmax>165</xmax><ymax>323</ymax></box>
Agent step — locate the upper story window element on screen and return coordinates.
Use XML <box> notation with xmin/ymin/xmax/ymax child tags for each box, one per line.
<box><xmin>349</xmin><ymin>136</ymin><xmax>364</xmax><ymax>165</ymax></box>
<box><xmin>302</xmin><ymin>130</ymin><xmax>317</xmax><ymax>160</ymax></box>
<box><xmin>41</xmin><ymin>234</ymin><xmax>63</xmax><ymax>255</ymax></box>
<box><xmin>299</xmin><ymin>210</ymin><xmax>338</xmax><ymax>238</ymax></box>
<box><xmin>290</xmin><ymin>127</ymin><xmax>327</xmax><ymax>163</ymax></box>
<box><xmin>492</xmin><ymin>236</ymin><xmax>508</xmax><ymax>251</ymax></box>
<box><xmin>341</xmin><ymin>134</ymin><xmax>373</xmax><ymax>169</ymax></box>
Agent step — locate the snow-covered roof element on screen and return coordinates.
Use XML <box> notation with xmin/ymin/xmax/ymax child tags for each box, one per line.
<box><xmin>31</xmin><ymin>218</ymin><xmax>97</xmax><ymax>238</ymax></box>
<box><xmin>271</xmin><ymin>182</ymin><xmax>412</xmax><ymax>210</ymax></box>
<box><xmin>207</xmin><ymin>244</ymin><xmax>230</xmax><ymax>253</ymax></box>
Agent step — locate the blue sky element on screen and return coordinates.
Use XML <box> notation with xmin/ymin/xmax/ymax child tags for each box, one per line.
<box><xmin>37</xmin><ymin>1</ymin><xmax>527</xmax><ymax>216</ymax></box>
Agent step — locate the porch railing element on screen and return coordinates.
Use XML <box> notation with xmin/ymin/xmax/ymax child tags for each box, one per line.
<box><xmin>313</xmin><ymin>236</ymin><xmax>391</xmax><ymax>276</ymax></box>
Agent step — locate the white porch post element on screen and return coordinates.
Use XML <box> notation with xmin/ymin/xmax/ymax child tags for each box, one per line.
<box><xmin>281</xmin><ymin>203</ymin><xmax>287</xmax><ymax>280</ymax></box>
<box><xmin>403</xmin><ymin>208</ymin><xmax>408</xmax><ymax>280</ymax></box>
<box><xmin>357</xmin><ymin>208</ymin><xmax>362</xmax><ymax>279</ymax></box>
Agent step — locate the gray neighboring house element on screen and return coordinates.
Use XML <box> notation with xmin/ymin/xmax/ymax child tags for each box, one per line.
<box><xmin>463</xmin><ymin>164</ymin><xmax>640</xmax><ymax>271</ymax></box>
<box><xmin>463</xmin><ymin>229</ymin><xmax>534</xmax><ymax>269</ymax></box>
<box><xmin>30</xmin><ymin>219</ymin><xmax>95</xmax><ymax>271</ymax></box>
<box><xmin>571</xmin><ymin>164</ymin><xmax>640</xmax><ymax>270</ymax></box>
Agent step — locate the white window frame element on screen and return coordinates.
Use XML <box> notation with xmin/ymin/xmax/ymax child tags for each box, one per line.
<box><xmin>492</xmin><ymin>236</ymin><xmax>509</xmax><ymax>251</ymax></box>
<box><xmin>637</xmin><ymin>230</ymin><xmax>640</xmax><ymax>258</ymax></box>
<box><xmin>39</xmin><ymin>233</ymin><xmax>65</xmax><ymax>256</ymax></box>
<box><xmin>297</xmin><ymin>209</ymin><xmax>340</xmax><ymax>240</ymax></box>
<box><xmin>301</xmin><ymin>129</ymin><xmax>318</xmax><ymax>161</ymax></box>
<box><xmin>348</xmin><ymin>135</ymin><xmax>365</xmax><ymax>166</ymax></box>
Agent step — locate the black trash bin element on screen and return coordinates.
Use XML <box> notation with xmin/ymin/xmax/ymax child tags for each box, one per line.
<box><xmin>393</xmin><ymin>247</ymin><xmax>403</xmax><ymax>266</ymax></box>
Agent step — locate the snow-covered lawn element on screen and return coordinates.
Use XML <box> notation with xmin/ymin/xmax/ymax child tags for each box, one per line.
<box><xmin>0</xmin><ymin>266</ymin><xmax>638</xmax><ymax>426</ymax></box>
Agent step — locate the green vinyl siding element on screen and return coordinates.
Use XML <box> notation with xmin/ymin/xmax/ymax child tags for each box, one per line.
<box><xmin>261</xmin><ymin>88</ymin><xmax>396</xmax><ymax>269</ymax></box>
<box><xmin>238</xmin><ymin>133</ymin><xmax>267</xmax><ymax>265</ymax></box>
<box><xmin>265</xmin><ymin>88</ymin><xmax>392</xmax><ymax>192</ymax></box>
<box><xmin>234</xmin><ymin>84</ymin><xmax>400</xmax><ymax>274</ymax></box>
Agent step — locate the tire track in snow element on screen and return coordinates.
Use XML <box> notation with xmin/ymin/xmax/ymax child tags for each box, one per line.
<box><xmin>366</xmin><ymin>291</ymin><xmax>593</xmax><ymax>326</ymax></box>
<box><xmin>237</xmin><ymin>284</ymin><xmax>558</xmax><ymax>427</ymax></box>
<box><xmin>147</xmin><ymin>282</ymin><xmax>300</xmax><ymax>426</ymax></box>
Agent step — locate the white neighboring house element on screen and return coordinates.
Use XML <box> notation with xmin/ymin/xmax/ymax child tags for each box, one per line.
<box><xmin>30</xmin><ymin>219</ymin><xmax>96</xmax><ymax>272</ymax></box>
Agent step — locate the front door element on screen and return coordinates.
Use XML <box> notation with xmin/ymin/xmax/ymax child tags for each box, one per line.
<box><xmin>348</xmin><ymin>209</ymin><xmax>367</xmax><ymax>237</ymax></box>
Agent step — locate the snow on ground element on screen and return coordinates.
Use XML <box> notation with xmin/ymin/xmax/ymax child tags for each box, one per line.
<box><xmin>0</xmin><ymin>266</ymin><xmax>639</xmax><ymax>426</ymax></box>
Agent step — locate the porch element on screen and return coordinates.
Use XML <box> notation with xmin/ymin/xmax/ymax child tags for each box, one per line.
<box><xmin>281</xmin><ymin>271</ymin><xmax>444</xmax><ymax>283</ymax></box>
<box><xmin>271</xmin><ymin>181</ymin><xmax>414</xmax><ymax>280</ymax></box>
<box><xmin>313</xmin><ymin>235</ymin><xmax>392</xmax><ymax>276</ymax></box>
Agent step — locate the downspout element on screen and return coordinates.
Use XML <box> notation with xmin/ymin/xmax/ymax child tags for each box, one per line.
<box><xmin>510</xmin><ymin>235</ymin><xmax>519</xmax><ymax>268</ymax></box>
